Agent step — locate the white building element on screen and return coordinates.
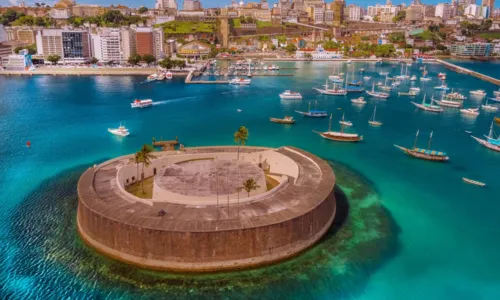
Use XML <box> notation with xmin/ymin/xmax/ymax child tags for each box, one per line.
<box><xmin>435</xmin><ymin>3</ymin><xmax>452</xmax><ymax>20</ymax></box>
<box><xmin>367</xmin><ymin>3</ymin><xmax>400</xmax><ymax>17</ymax></box>
<box><xmin>91</xmin><ymin>28</ymin><xmax>124</xmax><ymax>63</ymax></box>
<box><xmin>296</xmin><ymin>45</ymin><xmax>343</xmax><ymax>59</ymax></box>
<box><xmin>156</xmin><ymin>0</ymin><xmax>178</xmax><ymax>10</ymax></box>
<box><xmin>1</xmin><ymin>49</ymin><xmax>32</xmax><ymax>70</ymax></box>
<box><xmin>155</xmin><ymin>15</ymin><xmax>175</xmax><ymax>25</ymax></box>
<box><xmin>465</xmin><ymin>5</ymin><xmax>491</xmax><ymax>18</ymax></box>
<box><xmin>313</xmin><ymin>6</ymin><xmax>325</xmax><ymax>24</ymax></box>
<box><xmin>0</xmin><ymin>25</ymin><xmax>7</xmax><ymax>43</ymax></box>
<box><xmin>348</xmin><ymin>4</ymin><xmax>364</xmax><ymax>21</ymax></box>
<box><xmin>325</xmin><ymin>10</ymin><xmax>334</xmax><ymax>25</ymax></box>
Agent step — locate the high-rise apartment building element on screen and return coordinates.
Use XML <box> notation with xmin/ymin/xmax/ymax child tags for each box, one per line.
<box><xmin>347</xmin><ymin>4</ymin><xmax>364</xmax><ymax>21</ymax></box>
<box><xmin>183</xmin><ymin>0</ymin><xmax>202</xmax><ymax>11</ymax></box>
<box><xmin>331</xmin><ymin>0</ymin><xmax>345</xmax><ymax>27</ymax></box>
<box><xmin>481</xmin><ymin>0</ymin><xmax>495</xmax><ymax>13</ymax></box>
<box><xmin>156</xmin><ymin>0</ymin><xmax>178</xmax><ymax>10</ymax></box>
<box><xmin>134</xmin><ymin>27</ymin><xmax>164</xmax><ymax>59</ymax></box>
<box><xmin>36</xmin><ymin>29</ymin><xmax>90</xmax><ymax>63</ymax></box>
<box><xmin>435</xmin><ymin>3</ymin><xmax>452</xmax><ymax>20</ymax></box>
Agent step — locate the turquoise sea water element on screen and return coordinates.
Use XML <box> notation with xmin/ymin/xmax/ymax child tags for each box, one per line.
<box><xmin>0</xmin><ymin>61</ymin><xmax>499</xmax><ymax>299</ymax></box>
<box><xmin>444</xmin><ymin>58</ymin><xmax>500</xmax><ymax>79</ymax></box>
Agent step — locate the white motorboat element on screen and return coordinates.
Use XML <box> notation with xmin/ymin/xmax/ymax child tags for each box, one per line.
<box><xmin>165</xmin><ymin>71</ymin><xmax>173</xmax><ymax>80</ymax></box>
<box><xmin>279</xmin><ymin>90</ymin><xmax>303</xmax><ymax>100</ymax></box>
<box><xmin>460</xmin><ymin>107</ymin><xmax>480</xmax><ymax>116</ymax></box>
<box><xmin>379</xmin><ymin>71</ymin><xmax>389</xmax><ymax>76</ymax></box>
<box><xmin>146</xmin><ymin>73</ymin><xmax>158</xmax><ymax>82</ymax></box>
<box><xmin>481</xmin><ymin>98</ymin><xmax>498</xmax><ymax>112</ymax></box>
<box><xmin>229</xmin><ymin>77</ymin><xmax>251</xmax><ymax>85</ymax></box>
<box><xmin>409</xmin><ymin>87</ymin><xmax>421</xmax><ymax>93</ymax></box>
<box><xmin>363</xmin><ymin>76</ymin><xmax>371</xmax><ymax>80</ymax></box>
<box><xmin>346</xmin><ymin>60</ymin><xmax>352</xmax><ymax>64</ymax></box>
<box><xmin>108</xmin><ymin>124</ymin><xmax>130</xmax><ymax>137</ymax></box>
<box><xmin>434</xmin><ymin>83</ymin><xmax>450</xmax><ymax>91</ymax></box>
<box><xmin>494</xmin><ymin>88</ymin><xmax>500</xmax><ymax>97</ymax></box>
<box><xmin>420</xmin><ymin>77</ymin><xmax>431</xmax><ymax>82</ymax></box>
<box><xmin>351</xmin><ymin>97</ymin><xmax>367</xmax><ymax>105</ymax></box>
<box><xmin>131</xmin><ymin>99</ymin><xmax>153</xmax><ymax>108</ymax></box>
<box><xmin>157</xmin><ymin>73</ymin><xmax>165</xmax><ymax>81</ymax></box>
<box><xmin>398</xmin><ymin>91</ymin><xmax>418</xmax><ymax>96</ymax></box>
<box><xmin>469</xmin><ymin>89</ymin><xmax>486</xmax><ymax>96</ymax></box>
<box><xmin>410</xmin><ymin>75</ymin><xmax>417</xmax><ymax>81</ymax></box>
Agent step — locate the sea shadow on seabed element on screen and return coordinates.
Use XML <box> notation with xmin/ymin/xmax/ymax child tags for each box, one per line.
<box><xmin>0</xmin><ymin>160</ymin><xmax>402</xmax><ymax>300</ymax></box>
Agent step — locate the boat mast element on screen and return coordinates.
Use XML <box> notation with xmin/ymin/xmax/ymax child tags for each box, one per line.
<box><xmin>488</xmin><ymin>121</ymin><xmax>494</xmax><ymax>139</ymax></box>
<box><xmin>422</xmin><ymin>94</ymin><xmax>426</xmax><ymax>105</ymax></box>
<box><xmin>308</xmin><ymin>101</ymin><xmax>311</xmax><ymax>112</ymax></box>
<box><xmin>373</xmin><ymin>106</ymin><xmax>377</xmax><ymax>121</ymax></box>
<box><xmin>413</xmin><ymin>129</ymin><xmax>420</xmax><ymax>148</ymax></box>
<box><xmin>428</xmin><ymin>131</ymin><xmax>433</xmax><ymax>150</ymax></box>
<box><xmin>340</xmin><ymin>114</ymin><xmax>344</xmax><ymax>133</ymax></box>
<box><xmin>328</xmin><ymin>113</ymin><xmax>332</xmax><ymax>132</ymax></box>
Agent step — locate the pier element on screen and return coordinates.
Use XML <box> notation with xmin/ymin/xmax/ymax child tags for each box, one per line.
<box><xmin>152</xmin><ymin>137</ymin><xmax>179</xmax><ymax>150</ymax></box>
<box><xmin>436</xmin><ymin>59</ymin><xmax>500</xmax><ymax>86</ymax></box>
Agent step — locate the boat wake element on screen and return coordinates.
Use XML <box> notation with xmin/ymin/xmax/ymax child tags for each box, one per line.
<box><xmin>152</xmin><ymin>96</ymin><xmax>198</xmax><ymax>106</ymax></box>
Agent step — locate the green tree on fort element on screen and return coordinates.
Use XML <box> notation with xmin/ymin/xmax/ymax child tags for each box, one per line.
<box><xmin>47</xmin><ymin>55</ymin><xmax>61</xmax><ymax>65</ymax></box>
<box><xmin>130</xmin><ymin>152</ymin><xmax>142</xmax><ymax>184</ymax></box>
<box><xmin>242</xmin><ymin>178</ymin><xmax>260</xmax><ymax>197</ymax></box>
<box><xmin>138</xmin><ymin>7</ymin><xmax>148</xmax><ymax>14</ymax></box>
<box><xmin>234</xmin><ymin>126</ymin><xmax>248</xmax><ymax>160</ymax></box>
<box><xmin>139</xmin><ymin>144</ymin><xmax>157</xmax><ymax>193</ymax></box>
<box><xmin>142</xmin><ymin>54</ymin><xmax>156</xmax><ymax>65</ymax></box>
<box><xmin>127</xmin><ymin>54</ymin><xmax>141</xmax><ymax>66</ymax></box>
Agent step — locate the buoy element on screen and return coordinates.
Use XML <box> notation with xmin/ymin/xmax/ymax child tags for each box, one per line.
<box><xmin>26</xmin><ymin>141</ymin><xmax>31</xmax><ymax>147</ymax></box>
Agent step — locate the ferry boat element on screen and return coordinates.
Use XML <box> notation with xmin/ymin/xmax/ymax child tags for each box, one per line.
<box><xmin>314</xmin><ymin>113</ymin><xmax>363</xmax><ymax>142</ymax></box>
<box><xmin>229</xmin><ymin>78</ymin><xmax>251</xmax><ymax>85</ymax></box>
<box><xmin>146</xmin><ymin>73</ymin><xmax>158</xmax><ymax>82</ymax></box>
<box><xmin>469</xmin><ymin>89</ymin><xmax>486</xmax><ymax>96</ymax></box>
<box><xmin>394</xmin><ymin>130</ymin><xmax>449</xmax><ymax>162</ymax></box>
<box><xmin>339</xmin><ymin>114</ymin><xmax>353</xmax><ymax>127</ymax></box>
<box><xmin>411</xmin><ymin>94</ymin><xmax>443</xmax><ymax>113</ymax></box>
<box><xmin>279</xmin><ymin>90</ymin><xmax>302</xmax><ymax>100</ymax></box>
<box><xmin>314</xmin><ymin>79</ymin><xmax>347</xmax><ymax>96</ymax></box>
<box><xmin>482</xmin><ymin>98</ymin><xmax>498</xmax><ymax>112</ymax></box>
<box><xmin>295</xmin><ymin>101</ymin><xmax>328</xmax><ymax>118</ymax></box>
<box><xmin>131</xmin><ymin>99</ymin><xmax>153</xmax><ymax>108</ymax></box>
<box><xmin>108</xmin><ymin>124</ymin><xmax>130</xmax><ymax>137</ymax></box>
<box><xmin>366</xmin><ymin>83</ymin><xmax>390</xmax><ymax>99</ymax></box>
<box><xmin>471</xmin><ymin>121</ymin><xmax>500</xmax><ymax>152</ymax></box>
<box><xmin>351</xmin><ymin>97</ymin><xmax>367</xmax><ymax>105</ymax></box>
<box><xmin>270</xmin><ymin>116</ymin><xmax>295</xmax><ymax>124</ymax></box>
<box><xmin>165</xmin><ymin>71</ymin><xmax>173</xmax><ymax>80</ymax></box>
<box><xmin>460</xmin><ymin>107</ymin><xmax>480</xmax><ymax>116</ymax></box>
<box><xmin>368</xmin><ymin>106</ymin><xmax>383</xmax><ymax>127</ymax></box>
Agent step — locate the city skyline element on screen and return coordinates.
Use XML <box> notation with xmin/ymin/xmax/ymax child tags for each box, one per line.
<box><xmin>0</xmin><ymin>0</ymin><xmax>469</xmax><ymax>9</ymax></box>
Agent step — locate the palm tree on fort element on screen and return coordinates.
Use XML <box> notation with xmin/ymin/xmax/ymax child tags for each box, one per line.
<box><xmin>139</xmin><ymin>144</ymin><xmax>157</xmax><ymax>193</ymax></box>
<box><xmin>130</xmin><ymin>152</ymin><xmax>142</xmax><ymax>183</ymax></box>
<box><xmin>242</xmin><ymin>178</ymin><xmax>259</xmax><ymax>197</ymax></box>
<box><xmin>234</xmin><ymin>126</ymin><xmax>249</xmax><ymax>160</ymax></box>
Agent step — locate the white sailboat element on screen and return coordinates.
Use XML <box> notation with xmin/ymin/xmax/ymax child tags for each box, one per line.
<box><xmin>481</xmin><ymin>98</ymin><xmax>498</xmax><ymax>112</ymax></box>
<box><xmin>471</xmin><ymin>121</ymin><xmax>500</xmax><ymax>152</ymax></box>
<box><xmin>368</xmin><ymin>106</ymin><xmax>383</xmax><ymax>126</ymax></box>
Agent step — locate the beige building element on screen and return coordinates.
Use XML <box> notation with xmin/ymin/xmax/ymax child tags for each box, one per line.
<box><xmin>71</xmin><ymin>5</ymin><xmax>106</xmax><ymax>17</ymax></box>
<box><xmin>406</xmin><ymin>4</ymin><xmax>425</xmax><ymax>22</ymax></box>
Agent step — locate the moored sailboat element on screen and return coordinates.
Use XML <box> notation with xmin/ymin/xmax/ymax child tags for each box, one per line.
<box><xmin>366</xmin><ymin>83</ymin><xmax>390</xmax><ymax>99</ymax></box>
<box><xmin>295</xmin><ymin>101</ymin><xmax>328</xmax><ymax>118</ymax></box>
<box><xmin>481</xmin><ymin>98</ymin><xmax>498</xmax><ymax>112</ymax></box>
<box><xmin>368</xmin><ymin>106</ymin><xmax>383</xmax><ymax>126</ymax></box>
<box><xmin>471</xmin><ymin>121</ymin><xmax>500</xmax><ymax>152</ymax></box>
<box><xmin>314</xmin><ymin>113</ymin><xmax>363</xmax><ymax>142</ymax></box>
<box><xmin>394</xmin><ymin>130</ymin><xmax>449</xmax><ymax>161</ymax></box>
<box><xmin>411</xmin><ymin>94</ymin><xmax>443</xmax><ymax>112</ymax></box>
<box><xmin>314</xmin><ymin>79</ymin><xmax>347</xmax><ymax>95</ymax></box>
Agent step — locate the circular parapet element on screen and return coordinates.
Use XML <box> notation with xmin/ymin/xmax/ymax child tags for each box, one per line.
<box><xmin>77</xmin><ymin>146</ymin><xmax>336</xmax><ymax>272</ymax></box>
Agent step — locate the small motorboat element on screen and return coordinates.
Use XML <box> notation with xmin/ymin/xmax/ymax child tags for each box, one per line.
<box><xmin>131</xmin><ymin>99</ymin><xmax>153</xmax><ymax>108</ymax></box>
<box><xmin>165</xmin><ymin>71</ymin><xmax>173</xmax><ymax>80</ymax></box>
<box><xmin>360</xmin><ymin>68</ymin><xmax>365</xmax><ymax>72</ymax></box>
<box><xmin>460</xmin><ymin>107</ymin><xmax>480</xmax><ymax>116</ymax></box>
<box><xmin>398</xmin><ymin>91</ymin><xmax>418</xmax><ymax>96</ymax></box>
<box><xmin>346</xmin><ymin>60</ymin><xmax>352</xmax><ymax>64</ymax></box>
<box><xmin>462</xmin><ymin>177</ymin><xmax>486</xmax><ymax>187</ymax></box>
<box><xmin>270</xmin><ymin>116</ymin><xmax>295</xmax><ymax>124</ymax></box>
<box><xmin>410</xmin><ymin>75</ymin><xmax>417</xmax><ymax>81</ymax></box>
<box><xmin>409</xmin><ymin>87</ymin><xmax>421</xmax><ymax>93</ymax></box>
<box><xmin>434</xmin><ymin>84</ymin><xmax>450</xmax><ymax>91</ymax></box>
<box><xmin>438</xmin><ymin>72</ymin><xmax>446</xmax><ymax>78</ymax></box>
<box><xmin>146</xmin><ymin>73</ymin><xmax>158</xmax><ymax>82</ymax></box>
<box><xmin>108</xmin><ymin>124</ymin><xmax>130</xmax><ymax>137</ymax></box>
<box><xmin>469</xmin><ymin>89</ymin><xmax>486</xmax><ymax>96</ymax></box>
<box><xmin>420</xmin><ymin>76</ymin><xmax>431</xmax><ymax>82</ymax></box>
<box><xmin>351</xmin><ymin>97</ymin><xmax>367</xmax><ymax>105</ymax></box>
<box><xmin>237</xmin><ymin>109</ymin><xmax>242</xmax><ymax>112</ymax></box>
<box><xmin>229</xmin><ymin>78</ymin><xmax>251</xmax><ymax>85</ymax></box>
<box><xmin>363</xmin><ymin>76</ymin><xmax>371</xmax><ymax>80</ymax></box>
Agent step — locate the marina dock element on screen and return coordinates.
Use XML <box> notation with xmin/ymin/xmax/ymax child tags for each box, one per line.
<box><xmin>436</xmin><ymin>59</ymin><xmax>500</xmax><ymax>86</ymax></box>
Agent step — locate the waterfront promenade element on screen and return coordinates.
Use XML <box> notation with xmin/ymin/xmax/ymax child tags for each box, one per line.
<box><xmin>436</xmin><ymin>59</ymin><xmax>500</xmax><ymax>86</ymax></box>
<box><xmin>0</xmin><ymin>67</ymin><xmax>189</xmax><ymax>76</ymax></box>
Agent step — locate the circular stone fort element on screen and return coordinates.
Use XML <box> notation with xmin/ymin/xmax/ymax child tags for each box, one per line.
<box><xmin>77</xmin><ymin>146</ymin><xmax>336</xmax><ymax>272</ymax></box>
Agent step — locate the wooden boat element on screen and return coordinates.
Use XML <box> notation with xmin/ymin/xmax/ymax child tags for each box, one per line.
<box><xmin>394</xmin><ymin>130</ymin><xmax>449</xmax><ymax>162</ymax></box>
<box><xmin>462</xmin><ymin>178</ymin><xmax>486</xmax><ymax>187</ymax></box>
<box><xmin>368</xmin><ymin>106</ymin><xmax>382</xmax><ymax>126</ymax></box>
<box><xmin>314</xmin><ymin>79</ymin><xmax>347</xmax><ymax>95</ymax></box>
<box><xmin>270</xmin><ymin>116</ymin><xmax>295</xmax><ymax>124</ymax></box>
<box><xmin>412</xmin><ymin>94</ymin><xmax>443</xmax><ymax>113</ymax></box>
<box><xmin>295</xmin><ymin>101</ymin><xmax>328</xmax><ymax>118</ymax></box>
<box><xmin>495</xmin><ymin>117</ymin><xmax>500</xmax><ymax>124</ymax></box>
<box><xmin>433</xmin><ymin>94</ymin><xmax>461</xmax><ymax>108</ymax></box>
<box><xmin>314</xmin><ymin>113</ymin><xmax>363</xmax><ymax>142</ymax></box>
<box><xmin>471</xmin><ymin>121</ymin><xmax>500</xmax><ymax>152</ymax></box>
